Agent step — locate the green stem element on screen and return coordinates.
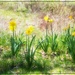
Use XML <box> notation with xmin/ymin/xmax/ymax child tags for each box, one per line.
<box><xmin>46</xmin><ymin>24</ymin><xmax>48</xmax><ymax>39</ymax></box>
<box><xmin>13</xmin><ymin>30</ymin><xmax>14</xmax><ymax>38</ymax></box>
<box><xmin>26</xmin><ymin>35</ymin><xmax>27</xmax><ymax>50</ymax></box>
<box><xmin>28</xmin><ymin>35</ymin><xmax>30</xmax><ymax>62</ymax></box>
<box><xmin>51</xmin><ymin>24</ymin><xmax>53</xmax><ymax>43</ymax></box>
<box><xmin>51</xmin><ymin>24</ymin><xmax>53</xmax><ymax>36</ymax></box>
<box><xmin>12</xmin><ymin>30</ymin><xmax>15</xmax><ymax>56</ymax></box>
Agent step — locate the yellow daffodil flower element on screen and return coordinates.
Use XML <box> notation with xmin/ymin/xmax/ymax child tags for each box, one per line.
<box><xmin>28</xmin><ymin>26</ymin><xmax>34</xmax><ymax>32</ymax></box>
<box><xmin>26</xmin><ymin>25</ymin><xmax>34</xmax><ymax>35</ymax></box>
<box><xmin>48</xmin><ymin>19</ymin><xmax>54</xmax><ymax>23</ymax></box>
<box><xmin>26</xmin><ymin>29</ymin><xmax>32</xmax><ymax>35</ymax></box>
<box><xmin>44</xmin><ymin>16</ymin><xmax>49</xmax><ymax>22</ymax></box>
<box><xmin>9</xmin><ymin>26</ymin><xmax>15</xmax><ymax>31</ymax></box>
<box><xmin>69</xmin><ymin>15</ymin><xmax>73</xmax><ymax>20</ymax></box>
<box><xmin>72</xmin><ymin>32</ymin><xmax>75</xmax><ymax>36</ymax></box>
<box><xmin>9</xmin><ymin>20</ymin><xmax>16</xmax><ymax>31</ymax></box>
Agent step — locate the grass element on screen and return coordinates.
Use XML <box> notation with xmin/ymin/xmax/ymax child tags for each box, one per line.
<box><xmin>1</xmin><ymin>50</ymin><xmax>75</xmax><ymax>74</ymax></box>
<box><xmin>1</xmin><ymin>41</ymin><xmax>75</xmax><ymax>74</ymax></box>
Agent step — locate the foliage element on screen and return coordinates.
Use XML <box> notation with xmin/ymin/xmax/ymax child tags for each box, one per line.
<box><xmin>10</xmin><ymin>37</ymin><xmax>23</xmax><ymax>56</ymax></box>
<box><xmin>49</xmin><ymin>33</ymin><xmax>58</xmax><ymax>52</ymax></box>
<box><xmin>62</xmin><ymin>25</ymin><xmax>75</xmax><ymax>62</ymax></box>
<box><xmin>25</xmin><ymin>35</ymin><xmax>38</xmax><ymax>68</ymax></box>
<box><xmin>38</xmin><ymin>36</ymin><xmax>49</xmax><ymax>53</ymax></box>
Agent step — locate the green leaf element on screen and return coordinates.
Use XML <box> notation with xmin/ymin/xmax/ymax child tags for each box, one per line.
<box><xmin>29</xmin><ymin>35</ymin><xmax>36</xmax><ymax>49</ymax></box>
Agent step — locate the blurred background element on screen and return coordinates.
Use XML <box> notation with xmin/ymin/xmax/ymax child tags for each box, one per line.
<box><xmin>0</xmin><ymin>0</ymin><xmax>75</xmax><ymax>33</ymax></box>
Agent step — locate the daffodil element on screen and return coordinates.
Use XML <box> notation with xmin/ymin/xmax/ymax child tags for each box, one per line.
<box><xmin>26</xmin><ymin>29</ymin><xmax>32</xmax><ymax>35</ymax></box>
<box><xmin>72</xmin><ymin>32</ymin><xmax>75</xmax><ymax>36</ymax></box>
<box><xmin>9</xmin><ymin>26</ymin><xmax>15</xmax><ymax>31</ymax></box>
<box><xmin>28</xmin><ymin>26</ymin><xmax>34</xmax><ymax>32</ymax></box>
<box><xmin>9</xmin><ymin>20</ymin><xmax>16</xmax><ymax>31</ymax></box>
<box><xmin>48</xmin><ymin>19</ymin><xmax>54</xmax><ymax>23</ymax></box>
<box><xmin>44</xmin><ymin>16</ymin><xmax>49</xmax><ymax>22</ymax></box>
<box><xmin>26</xmin><ymin>25</ymin><xmax>34</xmax><ymax>35</ymax></box>
<box><xmin>69</xmin><ymin>15</ymin><xmax>73</xmax><ymax>20</ymax></box>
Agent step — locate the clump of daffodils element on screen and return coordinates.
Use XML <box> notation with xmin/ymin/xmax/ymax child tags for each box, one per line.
<box><xmin>9</xmin><ymin>20</ymin><xmax>16</xmax><ymax>31</ymax></box>
<box><xmin>44</xmin><ymin>15</ymin><xmax>54</xmax><ymax>23</ymax></box>
<box><xmin>26</xmin><ymin>25</ymin><xmax>34</xmax><ymax>35</ymax></box>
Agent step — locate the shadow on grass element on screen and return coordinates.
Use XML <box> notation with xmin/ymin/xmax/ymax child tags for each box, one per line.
<box><xmin>1</xmin><ymin>50</ymin><xmax>75</xmax><ymax>74</ymax></box>
<box><xmin>0</xmin><ymin>55</ymin><xmax>52</xmax><ymax>74</ymax></box>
